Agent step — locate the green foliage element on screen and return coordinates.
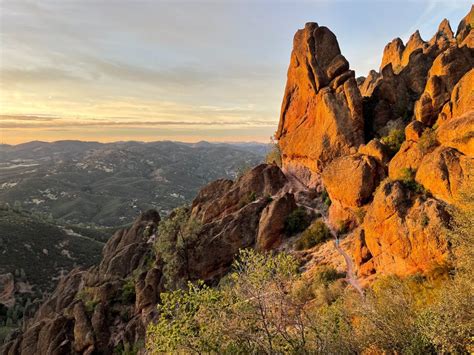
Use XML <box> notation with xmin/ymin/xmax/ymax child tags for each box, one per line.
<box><xmin>284</xmin><ymin>207</ymin><xmax>310</xmax><ymax>235</ymax></box>
<box><xmin>295</xmin><ymin>219</ymin><xmax>331</xmax><ymax>250</ymax></box>
<box><xmin>336</xmin><ymin>220</ymin><xmax>349</xmax><ymax>235</ymax></box>
<box><xmin>147</xmin><ymin>237</ymin><xmax>474</xmax><ymax>354</ymax></box>
<box><xmin>265</xmin><ymin>137</ymin><xmax>282</xmax><ymax>167</ymax></box>
<box><xmin>418</xmin><ymin>128</ymin><xmax>438</xmax><ymax>154</ymax></box>
<box><xmin>76</xmin><ymin>287</ymin><xmax>99</xmax><ymax>313</ymax></box>
<box><xmin>147</xmin><ymin>249</ymin><xmax>303</xmax><ymax>354</ymax></box>
<box><xmin>120</xmin><ymin>278</ymin><xmax>136</xmax><ymax>304</ymax></box>
<box><xmin>321</xmin><ymin>188</ymin><xmax>331</xmax><ymax>207</ymax></box>
<box><xmin>399</xmin><ymin>167</ymin><xmax>426</xmax><ymax>194</ymax></box>
<box><xmin>154</xmin><ymin>207</ymin><xmax>201</xmax><ymax>289</ymax></box>
<box><xmin>114</xmin><ymin>340</ymin><xmax>144</xmax><ymax>355</ymax></box>
<box><xmin>381</xmin><ymin>128</ymin><xmax>405</xmax><ymax>155</ymax></box>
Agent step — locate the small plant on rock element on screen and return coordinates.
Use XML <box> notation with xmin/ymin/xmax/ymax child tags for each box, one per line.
<box><xmin>381</xmin><ymin>128</ymin><xmax>405</xmax><ymax>156</ymax></box>
<box><xmin>418</xmin><ymin>128</ymin><xmax>438</xmax><ymax>154</ymax></box>
<box><xmin>284</xmin><ymin>207</ymin><xmax>310</xmax><ymax>236</ymax></box>
<box><xmin>295</xmin><ymin>219</ymin><xmax>331</xmax><ymax>250</ymax></box>
<box><xmin>399</xmin><ymin>168</ymin><xmax>426</xmax><ymax>194</ymax></box>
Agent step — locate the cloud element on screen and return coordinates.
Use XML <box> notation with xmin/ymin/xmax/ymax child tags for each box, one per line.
<box><xmin>0</xmin><ymin>114</ymin><xmax>276</xmax><ymax>129</ymax></box>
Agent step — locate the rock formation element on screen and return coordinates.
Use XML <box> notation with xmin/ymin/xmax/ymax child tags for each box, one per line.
<box><xmin>275</xmin><ymin>23</ymin><xmax>364</xmax><ymax>186</ymax></box>
<box><xmin>3</xmin><ymin>6</ymin><xmax>474</xmax><ymax>354</ymax></box>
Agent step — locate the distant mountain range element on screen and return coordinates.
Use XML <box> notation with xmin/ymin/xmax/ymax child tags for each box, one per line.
<box><xmin>0</xmin><ymin>140</ymin><xmax>268</xmax><ymax>226</ymax></box>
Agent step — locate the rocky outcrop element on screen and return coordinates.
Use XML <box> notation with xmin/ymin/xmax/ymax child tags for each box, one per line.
<box><xmin>191</xmin><ymin>164</ymin><xmax>287</xmax><ymax>223</ymax></box>
<box><xmin>380</xmin><ymin>38</ymin><xmax>405</xmax><ymax>72</ymax></box>
<box><xmin>1</xmin><ymin>211</ymin><xmax>162</xmax><ymax>355</ymax></box>
<box><xmin>437</xmin><ymin>69</ymin><xmax>474</xmax><ymax>124</ymax></box>
<box><xmin>437</xmin><ymin>111</ymin><xmax>474</xmax><ymax>155</ymax></box>
<box><xmin>428</xmin><ymin>19</ymin><xmax>456</xmax><ymax>53</ymax></box>
<box><xmin>256</xmin><ymin>193</ymin><xmax>297</xmax><ymax>251</ymax></box>
<box><xmin>416</xmin><ymin>146</ymin><xmax>474</xmax><ymax>204</ymax></box>
<box><xmin>414</xmin><ymin>45</ymin><xmax>474</xmax><ymax>125</ymax></box>
<box><xmin>356</xmin><ymin>180</ymin><xmax>449</xmax><ymax>276</ymax></box>
<box><xmin>276</xmin><ymin>22</ymin><xmax>364</xmax><ymax>186</ymax></box>
<box><xmin>456</xmin><ymin>5</ymin><xmax>474</xmax><ymax>48</ymax></box>
<box><xmin>388</xmin><ymin>121</ymin><xmax>427</xmax><ymax>180</ymax></box>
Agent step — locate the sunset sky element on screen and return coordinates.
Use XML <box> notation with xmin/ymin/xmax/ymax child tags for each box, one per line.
<box><xmin>0</xmin><ymin>0</ymin><xmax>471</xmax><ymax>145</ymax></box>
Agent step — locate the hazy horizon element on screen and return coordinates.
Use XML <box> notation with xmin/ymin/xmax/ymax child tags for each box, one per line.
<box><xmin>1</xmin><ymin>0</ymin><xmax>471</xmax><ymax>144</ymax></box>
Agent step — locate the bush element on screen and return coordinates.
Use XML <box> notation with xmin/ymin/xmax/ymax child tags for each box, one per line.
<box><xmin>418</xmin><ymin>128</ymin><xmax>438</xmax><ymax>154</ymax></box>
<box><xmin>284</xmin><ymin>207</ymin><xmax>310</xmax><ymax>235</ymax></box>
<box><xmin>321</xmin><ymin>189</ymin><xmax>331</xmax><ymax>207</ymax></box>
<box><xmin>295</xmin><ymin>220</ymin><xmax>331</xmax><ymax>250</ymax></box>
<box><xmin>399</xmin><ymin>167</ymin><xmax>426</xmax><ymax>194</ymax></box>
<box><xmin>120</xmin><ymin>278</ymin><xmax>136</xmax><ymax>304</ymax></box>
<box><xmin>381</xmin><ymin>128</ymin><xmax>405</xmax><ymax>155</ymax></box>
<box><xmin>154</xmin><ymin>207</ymin><xmax>201</xmax><ymax>289</ymax></box>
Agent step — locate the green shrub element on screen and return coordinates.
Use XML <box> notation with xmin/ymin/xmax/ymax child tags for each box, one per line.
<box><xmin>120</xmin><ymin>278</ymin><xmax>136</xmax><ymax>304</ymax></box>
<box><xmin>321</xmin><ymin>189</ymin><xmax>331</xmax><ymax>207</ymax></box>
<box><xmin>418</xmin><ymin>128</ymin><xmax>438</xmax><ymax>154</ymax></box>
<box><xmin>381</xmin><ymin>128</ymin><xmax>405</xmax><ymax>155</ymax></box>
<box><xmin>154</xmin><ymin>207</ymin><xmax>201</xmax><ymax>289</ymax></box>
<box><xmin>295</xmin><ymin>220</ymin><xmax>331</xmax><ymax>250</ymax></box>
<box><xmin>284</xmin><ymin>207</ymin><xmax>310</xmax><ymax>235</ymax></box>
<box><xmin>399</xmin><ymin>168</ymin><xmax>426</xmax><ymax>194</ymax></box>
<box><xmin>336</xmin><ymin>220</ymin><xmax>349</xmax><ymax>235</ymax></box>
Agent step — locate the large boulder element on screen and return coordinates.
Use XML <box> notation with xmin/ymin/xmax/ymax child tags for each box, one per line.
<box><xmin>256</xmin><ymin>193</ymin><xmax>297</xmax><ymax>251</ymax></box>
<box><xmin>191</xmin><ymin>164</ymin><xmax>287</xmax><ymax>224</ymax></box>
<box><xmin>189</xmin><ymin>199</ymin><xmax>269</xmax><ymax>281</ymax></box>
<box><xmin>322</xmin><ymin>154</ymin><xmax>385</xmax><ymax>207</ymax></box>
<box><xmin>388</xmin><ymin>122</ymin><xmax>427</xmax><ymax>180</ymax></box>
<box><xmin>416</xmin><ymin>146</ymin><xmax>474</xmax><ymax>204</ymax></box>
<box><xmin>322</xmin><ymin>153</ymin><xmax>385</xmax><ymax>228</ymax></box>
<box><xmin>358</xmin><ymin>180</ymin><xmax>449</xmax><ymax>276</ymax></box>
<box><xmin>276</xmin><ymin>23</ymin><xmax>364</xmax><ymax>186</ymax></box>
<box><xmin>437</xmin><ymin>111</ymin><xmax>474</xmax><ymax>155</ymax></box>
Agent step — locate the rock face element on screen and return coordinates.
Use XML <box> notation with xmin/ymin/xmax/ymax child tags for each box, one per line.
<box><xmin>276</xmin><ymin>23</ymin><xmax>364</xmax><ymax>186</ymax></box>
<box><xmin>191</xmin><ymin>164</ymin><xmax>287</xmax><ymax>224</ymax></box>
<box><xmin>256</xmin><ymin>193</ymin><xmax>297</xmax><ymax>251</ymax></box>
<box><xmin>456</xmin><ymin>5</ymin><xmax>474</xmax><ymax>48</ymax></box>
<box><xmin>357</xmin><ymin>180</ymin><xmax>449</xmax><ymax>276</ymax></box>
<box><xmin>414</xmin><ymin>45</ymin><xmax>474</xmax><ymax>126</ymax></box>
<box><xmin>1</xmin><ymin>211</ymin><xmax>162</xmax><ymax>355</ymax></box>
<box><xmin>437</xmin><ymin>111</ymin><xmax>474</xmax><ymax>155</ymax></box>
<box><xmin>437</xmin><ymin>69</ymin><xmax>474</xmax><ymax>124</ymax></box>
<box><xmin>416</xmin><ymin>146</ymin><xmax>474</xmax><ymax>204</ymax></box>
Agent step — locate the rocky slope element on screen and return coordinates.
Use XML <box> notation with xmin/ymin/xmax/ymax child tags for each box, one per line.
<box><xmin>2</xmin><ymin>6</ymin><xmax>473</xmax><ymax>354</ymax></box>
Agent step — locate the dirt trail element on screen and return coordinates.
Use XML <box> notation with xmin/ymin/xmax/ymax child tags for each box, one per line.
<box><xmin>334</xmin><ymin>241</ymin><xmax>364</xmax><ymax>297</ymax></box>
<box><xmin>283</xmin><ymin>170</ymin><xmax>364</xmax><ymax>297</ymax></box>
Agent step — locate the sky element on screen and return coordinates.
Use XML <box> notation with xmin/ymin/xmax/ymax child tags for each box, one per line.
<box><xmin>0</xmin><ymin>0</ymin><xmax>471</xmax><ymax>145</ymax></box>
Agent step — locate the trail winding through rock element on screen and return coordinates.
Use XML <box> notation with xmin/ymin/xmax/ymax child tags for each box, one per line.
<box><xmin>283</xmin><ymin>169</ymin><xmax>364</xmax><ymax>298</ymax></box>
